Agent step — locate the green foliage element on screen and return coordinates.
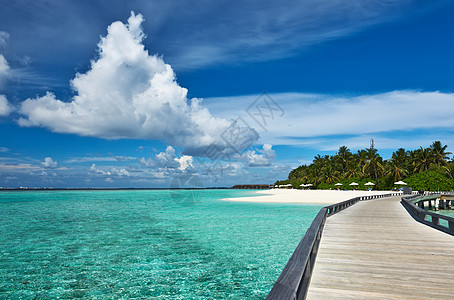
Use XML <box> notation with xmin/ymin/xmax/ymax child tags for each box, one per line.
<box><xmin>405</xmin><ymin>170</ymin><xmax>454</xmax><ymax>191</ymax></box>
<box><xmin>317</xmin><ymin>183</ymin><xmax>335</xmax><ymax>190</ymax></box>
<box><xmin>277</xmin><ymin>141</ymin><xmax>453</xmax><ymax>191</ymax></box>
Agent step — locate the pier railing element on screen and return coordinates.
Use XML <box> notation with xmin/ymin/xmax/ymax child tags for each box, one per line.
<box><xmin>267</xmin><ymin>192</ymin><xmax>401</xmax><ymax>300</ymax></box>
<box><xmin>401</xmin><ymin>194</ymin><xmax>454</xmax><ymax>236</ymax></box>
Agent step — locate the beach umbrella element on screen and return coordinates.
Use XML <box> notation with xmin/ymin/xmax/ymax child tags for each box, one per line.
<box><xmin>364</xmin><ymin>182</ymin><xmax>375</xmax><ymax>186</ymax></box>
<box><xmin>334</xmin><ymin>183</ymin><xmax>343</xmax><ymax>186</ymax></box>
<box><xmin>300</xmin><ymin>184</ymin><xmax>307</xmax><ymax>187</ymax></box>
<box><xmin>394</xmin><ymin>181</ymin><xmax>407</xmax><ymax>185</ymax></box>
<box><xmin>349</xmin><ymin>182</ymin><xmax>359</xmax><ymax>186</ymax></box>
<box><xmin>306</xmin><ymin>183</ymin><xmax>313</xmax><ymax>187</ymax></box>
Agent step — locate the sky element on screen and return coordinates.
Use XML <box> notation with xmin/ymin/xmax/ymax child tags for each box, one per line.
<box><xmin>0</xmin><ymin>0</ymin><xmax>454</xmax><ymax>188</ymax></box>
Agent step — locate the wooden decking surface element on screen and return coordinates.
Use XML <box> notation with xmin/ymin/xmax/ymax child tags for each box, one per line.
<box><xmin>306</xmin><ymin>196</ymin><xmax>454</xmax><ymax>300</ymax></box>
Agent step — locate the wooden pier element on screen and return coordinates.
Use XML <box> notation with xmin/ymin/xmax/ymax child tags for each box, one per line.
<box><xmin>306</xmin><ymin>196</ymin><xmax>454</xmax><ymax>299</ymax></box>
<box><xmin>415</xmin><ymin>194</ymin><xmax>454</xmax><ymax>210</ymax></box>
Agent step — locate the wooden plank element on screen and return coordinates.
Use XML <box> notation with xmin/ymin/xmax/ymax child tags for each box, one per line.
<box><xmin>306</xmin><ymin>196</ymin><xmax>454</xmax><ymax>299</ymax></box>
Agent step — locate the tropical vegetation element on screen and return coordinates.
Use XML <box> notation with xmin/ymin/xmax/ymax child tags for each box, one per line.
<box><xmin>275</xmin><ymin>141</ymin><xmax>454</xmax><ymax>191</ymax></box>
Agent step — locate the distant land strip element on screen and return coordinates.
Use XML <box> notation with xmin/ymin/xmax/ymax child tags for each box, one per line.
<box><xmin>231</xmin><ymin>184</ymin><xmax>272</xmax><ymax>189</ymax></box>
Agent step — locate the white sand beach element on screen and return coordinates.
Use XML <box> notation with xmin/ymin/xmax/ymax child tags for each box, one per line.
<box><xmin>224</xmin><ymin>189</ymin><xmax>400</xmax><ymax>205</ymax></box>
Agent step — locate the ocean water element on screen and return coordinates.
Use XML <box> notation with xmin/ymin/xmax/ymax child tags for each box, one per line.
<box><xmin>0</xmin><ymin>189</ymin><xmax>323</xmax><ymax>299</ymax></box>
<box><xmin>428</xmin><ymin>209</ymin><xmax>454</xmax><ymax>216</ymax></box>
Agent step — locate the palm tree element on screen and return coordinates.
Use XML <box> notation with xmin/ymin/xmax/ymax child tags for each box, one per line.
<box><xmin>413</xmin><ymin>147</ymin><xmax>433</xmax><ymax>173</ymax></box>
<box><xmin>430</xmin><ymin>141</ymin><xmax>451</xmax><ymax>166</ymax></box>
<box><xmin>385</xmin><ymin>160</ymin><xmax>408</xmax><ymax>182</ymax></box>
<box><xmin>320</xmin><ymin>166</ymin><xmax>339</xmax><ymax>184</ymax></box>
<box><xmin>356</xmin><ymin>149</ymin><xmax>368</xmax><ymax>170</ymax></box>
<box><xmin>362</xmin><ymin>147</ymin><xmax>384</xmax><ymax>182</ymax></box>
<box><xmin>443</xmin><ymin>161</ymin><xmax>454</xmax><ymax>179</ymax></box>
<box><xmin>308</xmin><ymin>166</ymin><xmax>322</xmax><ymax>186</ymax></box>
<box><xmin>344</xmin><ymin>167</ymin><xmax>364</xmax><ymax>179</ymax></box>
<box><xmin>336</xmin><ymin>146</ymin><xmax>352</xmax><ymax>173</ymax></box>
<box><xmin>392</xmin><ymin>148</ymin><xmax>409</xmax><ymax>165</ymax></box>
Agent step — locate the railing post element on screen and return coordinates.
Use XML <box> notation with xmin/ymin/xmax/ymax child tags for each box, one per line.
<box><xmin>432</xmin><ymin>216</ymin><xmax>439</xmax><ymax>226</ymax></box>
<box><xmin>402</xmin><ymin>194</ymin><xmax>454</xmax><ymax>236</ymax></box>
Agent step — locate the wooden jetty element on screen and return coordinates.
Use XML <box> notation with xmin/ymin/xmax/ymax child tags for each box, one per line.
<box><xmin>414</xmin><ymin>194</ymin><xmax>454</xmax><ymax>210</ymax></box>
<box><xmin>306</xmin><ymin>195</ymin><xmax>454</xmax><ymax>299</ymax></box>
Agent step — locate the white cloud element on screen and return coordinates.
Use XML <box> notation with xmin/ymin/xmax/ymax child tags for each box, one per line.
<box><xmin>176</xmin><ymin>155</ymin><xmax>194</xmax><ymax>172</ymax></box>
<box><xmin>117</xmin><ymin>168</ymin><xmax>130</xmax><ymax>176</ymax></box>
<box><xmin>0</xmin><ymin>147</ymin><xmax>9</xmax><ymax>153</ymax></box>
<box><xmin>0</xmin><ymin>163</ymin><xmax>41</xmax><ymax>173</ymax></box>
<box><xmin>41</xmin><ymin>157</ymin><xmax>58</xmax><ymax>169</ymax></box>
<box><xmin>89</xmin><ymin>164</ymin><xmax>131</xmax><ymax>178</ymax></box>
<box><xmin>0</xmin><ymin>95</ymin><xmax>12</xmax><ymax>116</ymax></box>
<box><xmin>205</xmin><ymin>91</ymin><xmax>454</xmax><ymax>148</ymax></box>
<box><xmin>139</xmin><ymin>146</ymin><xmax>195</xmax><ymax>172</ymax></box>
<box><xmin>65</xmin><ymin>155</ymin><xmax>135</xmax><ymax>164</ymax></box>
<box><xmin>240</xmin><ymin>144</ymin><xmax>276</xmax><ymax>167</ymax></box>
<box><xmin>0</xmin><ymin>38</ymin><xmax>11</xmax><ymax>109</ymax></box>
<box><xmin>18</xmin><ymin>12</ymin><xmax>257</xmax><ymax>156</ymax></box>
<box><xmin>90</xmin><ymin>164</ymin><xmax>109</xmax><ymax>176</ymax></box>
<box><xmin>0</xmin><ymin>55</ymin><xmax>9</xmax><ymax>90</ymax></box>
<box><xmin>0</xmin><ymin>55</ymin><xmax>9</xmax><ymax>75</ymax></box>
<box><xmin>0</xmin><ymin>31</ymin><xmax>8</xmax><ymax>49</ymax></box>
<box><xmin>154</xmin><ymin>146</ymin><xmax>181</xmax><ymax>169</ymax></box>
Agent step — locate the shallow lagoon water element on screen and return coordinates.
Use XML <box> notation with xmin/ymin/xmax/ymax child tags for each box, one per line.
<box><xmin>0</xmin><ymin>189</ymin><xmax>323</xmax><ymax>299</ymax></box>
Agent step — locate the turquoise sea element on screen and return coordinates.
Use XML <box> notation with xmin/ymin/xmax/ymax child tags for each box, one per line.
<box><xmin>428</xmin><ymin>209</ymin><xmax>454</xmax><ymax>218</ymax></box>
<box><xmin>0</xmin><ymin>189</ymin><xmax>323</xmax><ymax>299</ymax></box>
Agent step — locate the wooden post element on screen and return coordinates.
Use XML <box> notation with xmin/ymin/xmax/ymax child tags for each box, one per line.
<box><xmin>449</xmin><ymin>221</ymin><xmax>454</xmax><ymax>231</ymax></box>
<box><xmin>432</xmin><ymin>216</ymin><xmax>439</xmax><ymax>226</ymax></box>
<box><xmin>439</xmin><ymin>200</ymin><xmax>445</xmax><ymax>210</ymax></box>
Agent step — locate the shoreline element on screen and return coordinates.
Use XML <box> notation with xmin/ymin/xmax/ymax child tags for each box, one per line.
<box><xmin>223</xmin><ymin>189</ymin><xmax>401</xmax><ymax>205</ymax></box>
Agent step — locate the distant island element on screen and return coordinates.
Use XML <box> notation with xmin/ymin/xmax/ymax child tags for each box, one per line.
<box><xmin>232</xmin><ymin>184</ymin><xmax>272</xmax><ymax>189</ymax></box>
<box><xmin>276</xmin><ymin>141</ymin><xmax>454</xmax><ymax>191</ymax></box>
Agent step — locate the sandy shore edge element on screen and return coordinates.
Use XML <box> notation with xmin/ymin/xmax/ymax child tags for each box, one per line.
<box><xmin>223</xmin><ymin>189</ymin><xmax>400</xmax><ymax>205</ymax></box>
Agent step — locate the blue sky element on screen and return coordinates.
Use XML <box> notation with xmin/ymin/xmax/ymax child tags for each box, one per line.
<box><xmin>1</xmin><ymin>0</ymin><xmax>454</xmax><ymax>188</ymax></box>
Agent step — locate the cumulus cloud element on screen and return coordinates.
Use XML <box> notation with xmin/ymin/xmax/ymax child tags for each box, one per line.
<box><xmin>241</xmin><ymin>144</ymin><xmax>276</xmax><ymax>167</ymax></box>
<box><xmin>18</xmin><ymin>12</ymin><xmax>258</xmax><ymax>156</ymax></box>
<box><xmin>139</xmin><ymin>146</ymin><xmax>195</xmax><ymax>172</ymax></box>
<box><xmin>0</xmin><ymin>95</ymin><xmax>12</xmax><ymax>116</ymax></box>
<box><xmin>153</xmin><ymin>146</ymin><xmax>180</xmax><ymax>169</ymax></box>
<box><xmin>89</xmin><ymin>164</ymin><xmax>130</xmax><ymax>177</ymax></box>
<box><xmin>176</xmin><ymin>155</ymin><xmax>194</xmax><ymax>172</ymax></box>
<box><xmin>41</xmin><ymin>157</ymin><xmax>58</xmax><ymax>169</ymax></box>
